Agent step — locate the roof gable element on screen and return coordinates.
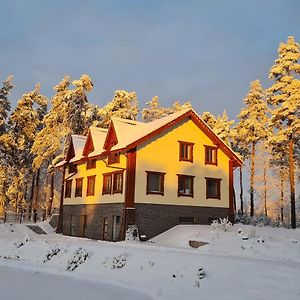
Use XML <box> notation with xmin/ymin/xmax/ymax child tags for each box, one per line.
<box><xmin>82</xmin><ymin>130</ymin><xmax>95</xmax><ymax>157</ymax></box>
<box><xmin>103</xmin><ymin>121</ymin><xmax>118</xmax><ymax>150</ymax></box>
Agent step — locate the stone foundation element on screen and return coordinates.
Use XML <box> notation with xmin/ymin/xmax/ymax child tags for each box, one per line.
<box><xmin>62</xmin><ymin>203</ymin><xmax>228</xmax><ymax>241</ymax></box>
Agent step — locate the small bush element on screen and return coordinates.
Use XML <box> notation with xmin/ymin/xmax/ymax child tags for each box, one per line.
<box><xmin>211</xmin><ymin>218</ymin><xmax>232</xmax><ymax>231</ymax></box>
<box><xmin>43</xmin><ymin>247</ymin><xmax>61</xmax><ymax>263</ymax></box>
<box><xmin>66</xmin><ymin>248</ymin><xmax>90</xmax><ymax>271</ymax></box>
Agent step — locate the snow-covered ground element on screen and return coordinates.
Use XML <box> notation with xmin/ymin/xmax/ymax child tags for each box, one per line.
<box><xmin>0</xmin><ymin>222</ymin><xmax>299</xmax><ymax>300</ymax></box>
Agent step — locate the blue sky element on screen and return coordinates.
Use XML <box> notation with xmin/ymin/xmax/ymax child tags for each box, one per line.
<box><xmin>1</xmin><ymin>0</ymin><xmax>299</xmax><ymax>119</ymax></box>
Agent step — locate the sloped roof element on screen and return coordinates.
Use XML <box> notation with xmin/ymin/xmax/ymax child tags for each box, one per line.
<box><xmin>69</xmin><ymin>135</ymin><xmax>87</xmax><ymax>163</ymax></box>
<box><xmin>67</xmin><ymin>108</ymin><xmax>242</xmax><ymax>167</ymax></box>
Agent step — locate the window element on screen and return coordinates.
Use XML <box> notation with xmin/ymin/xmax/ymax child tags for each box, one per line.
<box><xmin>177</xmin><ymin>175</ymin><xmax>194</xmax><ymax>197</ymax></box>
<box><xmin>65</xmin><ymin>179</ymin><xmax>72</xmax><ymax>198</ymax></box>
<box><xmin>86</xmin><ymin>159</ymin><xmax>96</xmax><ymax>169</ymax></box>
<box><xmin>146</xmin><ymin>171</ymin><xmax>166</xmax><ymax>195</ymax></box>
<box><xmin>86</xmin><ymin>175</ymin><xmax>96</xmax><ymax>196</ymax></box>
<box><xmin>204</xmin><ymin>145</ymin><xmax>218</xmax><ymax>165</ymax></box>
<box><xmin>69</xmin><ymin>163</ymin><xmax>77</xmax><ymax>174</ymax></box>
<box><xmin>102</xmin><ymin>173</ymin><xmax>112</xmax><ymax>195</ymax></box>
<box><xmin>179</xmin><ymin>141</ymin><xmax>194</xmax><ymax>162</ymax></box>
<box><xmin>75</xmin><ymin>178</ymin><xmax>83</xmax><ymax>197</ymax></box>
<box><xmin>179</xmin><ymin>217</ymin><xmax>195</xmax><ymax>224</ymax></box>
<box><xmin>103</xmin><ymin>217</ymin><xmax>109</xmax><ymax>240</ymax></box>
<box><xmin>108</xmin><ymin>152</ymin><xmax>120</xmax><ymax>164</ymax></box>
<box><xmin>113</xmin><ymin>171</ymin><xmax>123</xmax><ymax>194</ymax></box>
<box><xmin>206</xmin><ymin>177</ymin><xmax>221</xmax><ymax>199</ymax></box>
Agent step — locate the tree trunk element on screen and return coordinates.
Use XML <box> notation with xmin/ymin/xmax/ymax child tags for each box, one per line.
<box><xmin>263</xmin><ymin>166</ymin><xmax>267</xmax><ymax>217</ymax></box>
<box><xmin>28</xmin><ymin>173</ymin><xmax>36</xmax><ymax>216</ymax></box>
<box><xmin>33</xmin><ymin>168</ymin><xmax>41</xmax><ymax>214</ymax></box>
<box><xmin>47</xmin><ymin>173</ymin><xmax>55</xmax><ymax>217</ymax></box>
<box><xmin>280</xmin><ymin>168</ymin><xmax>284</xmax><ymax>223</ymax></box>
<box><xmin>239</xmin><ymin>167</ymin><xmax>243</xmax><ymax>214</ymax></box>
<box><xmin>250</xmin><ymin>142</ymin><xmax>255</xmax><ymax>217</ymax></box>
<box><xmin>288</xmin><ymin>140</ymin><xmax>296</xmax><ymax>229</ymax></box>
<box><xmin>56</xmin><ymin>165</ymin><xmax>66</xmax><ymax>234</ymax></box>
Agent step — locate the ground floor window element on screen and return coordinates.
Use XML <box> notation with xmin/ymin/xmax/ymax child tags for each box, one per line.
<box><xmin>79</xmin><ymin>215</ymin><xmax>87</xmax><ymax>237</ymax></box>
<box><xmin>177</xmin><ymin>174</ymin><xmax>194</xmax><ymax>197</ymax></box>
<box><xmin>206</xmin><ymin>177</ymin><xmax>221</xmax><ymax>199</ymax></box>
<box><xmin>103</xmin><ymin>217</ymin><xmax>109</xmax><ymax>240</ymax></box>
<box><xmin>69</xmin><ymin>215</ymin><xmax>75</xmax><ymax>236</ymax></box>
<box><xmin>179</xmin><ymin>216</ymin><xmax>195</xmax><ymax>224</ymax></box>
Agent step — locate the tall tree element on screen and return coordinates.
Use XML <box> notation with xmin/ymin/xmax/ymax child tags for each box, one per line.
<box><xmin>142</xmin><ymin>96</ymin><xmax>191</xmax><ymax>122</ymax></box>
<box><xmin>235</xmin><ymin>79</ymin><xmax>269</xmax><ymax>216</ymax></box>
<box><xmin>5</xmin><ymin>84</ymin><xmax>47</xmax><ymax>212</ymax></box>
<box><xmin>0</xmin><ymin>75</ymin><xmax>13</xmax><ymax>134</ymax></box>
<box><xmin>267</xmin><ymin>36</ymin><xmax>300</xmax><ymax>228</ymax></box>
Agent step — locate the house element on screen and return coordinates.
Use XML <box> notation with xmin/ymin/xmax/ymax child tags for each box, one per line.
<box><xmin>58</xmin><ymin>108</ymin><xmax>242</xmax><ymax>241</ymax></box>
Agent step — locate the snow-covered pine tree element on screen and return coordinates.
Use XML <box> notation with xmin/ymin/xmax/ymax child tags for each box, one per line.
<box><xmin>267</xmin><ymin>36</ymin><xmax>300</xmax><ymax>228</ymax></box>
<box><xmin>5</xmin><ymin>84</ymin><xmax>47</xmax><ymax>213</ymax></box>
<box><xmin>0</xmin><ymin>75</ymin><xmax>13</xmax><ymax>134</ymax></box>
<box><xmin>97</xmin><ymin>90</ymin><xmax>138</xmax><ymax>127</ymax></box>
<box><xmin>142</xmin><ymin>96</ymin><xmax>191</xmax><ymax>122</ymax></box>
<box><xmin>235</xmin><ymin>79</ymin><xmax>269</xmax><ymax>216</ymax></box>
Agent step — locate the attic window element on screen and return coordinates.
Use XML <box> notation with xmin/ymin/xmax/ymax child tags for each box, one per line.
<box><xmin>179</xmin><ymin>141</ymin><xmax>194</xmax><ymax>162</ymax></box>
<box><xmin>108</xmin><ymin>152</ymin><xmax>120</xmax><ymax>164</ymax></box>
<box><xmin>204</xmin><ymin>146</ymin><xmax>218</xmax><ymax>165</ymax></box>
<box><xmin>86</xmin><ymin>159</ymin><xmax>96</xmax><ymax>169</ymax></box>
<box><xmin>68</xmin><ymin>163</ymin><xmax>77</xmax><ymax>174</ymax></box>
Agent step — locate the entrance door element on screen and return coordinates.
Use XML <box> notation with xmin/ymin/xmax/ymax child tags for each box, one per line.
<box><xmin>79</xmin><ymin>215</ymin><xmax>87</xmax><ymax>237</ymax></box>
<box><xmin>112</xmin><ymin>216</ymin><xmax>121</xmax><ymax>241</ymax></box>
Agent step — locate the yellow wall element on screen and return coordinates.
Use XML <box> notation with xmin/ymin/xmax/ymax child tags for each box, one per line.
<box><xmin>64</xmin><ymin>154</ymin><xmax>126</xmax><ymax>205</ymax></box>
<box><xmin>135</xmin><ymin>119</ymin><xmax>230</xmax><ymax>208</ymax></box>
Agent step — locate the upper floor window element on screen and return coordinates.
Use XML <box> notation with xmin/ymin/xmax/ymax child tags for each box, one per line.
<box><xmin>146</xmin><ymin>171</ymin><xmax>166</xmax><ymax>195</ymax></box>
<box><xmin>86</xmin><ymin>159</ymin><xmax>96</xmax><ymax>170</ymax></box>
<box><xmin>179</xmin><ymin>141</ymin><xmax>194</xmax><ymax>162</ymax></box>
<box><xmin>113</xmin><ymin>171</ymin><xmax>124</xmax><ymax>194</ymax></box>
<box><xmin>75</xmin><ymin>178</ymin><xmax>83</xmax><ymax>197</ymax></box>
<box><xmin>177</xmin><ymin>174</ymin><xmax>194</xmax><ymax>197</ymax></box>
<box><xmin>108</xmin><ymin>152</ymin><xmax>120</xmax><ymax>164</ymax></box>
<box><xmin>206</xmin><ymin>177</ymin><xmax>221</xmax><ymax>199</ymax></box>
<box><xmin>86</xmin><ymin>175</ymin><xmax>96</xmax><ymax>196</ymax></box>
<box><xmin>65</xmin><ymin>179</ymin><xmax>72</xmax><ymax>198</ymax></box>
<box><xmin>204</xmin><ymin>145</ymin><xmax>218</xmax><ymax>165</ymax></box>
<box><xmin>103</xmin><ymin>173</ymin><xmax>112</xmax><ymax>195</ymax></box>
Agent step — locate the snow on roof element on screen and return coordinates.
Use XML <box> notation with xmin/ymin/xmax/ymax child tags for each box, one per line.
<box><xmin>88</xmin><ymin>127</ymin><xmax>108</xmax><ymax>157</ymax></box>
<box><xmin>69</xmin><ymin>135</ymin><xmax>87</xmax><ymax>163</ymax></box>
<box><xmin>110</xmin><ymin>108</ymin><xmax>191</xmax><ymax>151</ymax></box>
<box><xmin>68</xmin><ymin>108</ymin><xmax>241</xmax><ymax>166</ymax></box>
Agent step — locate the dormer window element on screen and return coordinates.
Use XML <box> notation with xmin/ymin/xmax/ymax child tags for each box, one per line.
<box><xmin>179</xmin><ymin>141</ymin><xmax>194</xmax><ymax>162</ymax></box>
<box><xmin>86</xmin><ymin>159</ymin><xmax>96</xmax><ymax>169</ymax></box>
<box><xmin>204</xmin><ymin>145</ymin><xmax>218</xmax><ymax>165</ymax></box>
<box><xmin>68</xmin><ymin>163</ymin><xmax>77</xmax><ymax>174</ymax></box>
<box><xmin>108</xmin><ymin>152</ymin><xmax>120</xmax><ymax>164</ymax></box>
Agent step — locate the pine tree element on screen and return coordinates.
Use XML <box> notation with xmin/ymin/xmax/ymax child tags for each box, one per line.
<box><xmin>98</xmin><ymin>90</ymin><xmax>138</xmax><ymax>127</ymax></box>
<box><xmin>267</xmin><ymin>36</ymin><xmax>300</xmax><ymax>228</ymax></box>
<box><xmin>235</xmin><ymin>79</ymin><xmax>269</xmax><ymax>216</ymax></box>
<box><xmin>142</xmin><ymin>96</ymin><xmax>191</xmax><ymax>122</ymax></box>
<box><xmin>4</xmin><ymin>84</ymin><xmax>47</xmax><ymax>212</ymax></box>
<box><xmin>0</xmin><ymin>75</ymin><xmax>13</xmax><ymax>134</ymax></box>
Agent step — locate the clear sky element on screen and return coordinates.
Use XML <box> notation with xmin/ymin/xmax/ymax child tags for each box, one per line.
<box><xmin>1</xmin><ymin>0</ymin><xmax>299</xmax><ymax>119</ymax></box>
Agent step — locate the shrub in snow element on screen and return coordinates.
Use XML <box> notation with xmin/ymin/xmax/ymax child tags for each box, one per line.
<box><xmin>125</xmin><ymin>225</ymin><xmax>140</xmax><ymax>241</ymax></box>
<box><xmin>43</xmin><ymin>247</ymin><xmax>61</xmax><ymax>263</ymax></box>
<box><xmin>195</xmin><ymin>267</ymin><xmax>206</xmax><ymax>287</ymax></box>
<box><xmin>103</xmin><ymin>253</ymin><xmax>128</xmax><ymax>269</ymax></box>
<box><xmin>15</xmin><ymin>237</ymin><xmax>30</xmax><ymax>248</ymax></box>
<box><xmin>211</xmin><ymin>218</ymin><xmax>232</xmax><ymax>232</ymax></box>
<box><xmin>66</xmin><ymin>248</ymin><xmax>90</xmax><ymax>271</ymax></box>
<box><xmin>235</xmin><ymin>212</ymin><xmax>273</xmax><ymax>227</ymax></box>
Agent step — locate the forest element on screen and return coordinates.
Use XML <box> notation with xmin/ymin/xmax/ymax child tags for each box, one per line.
<box><xmin>0</xmin><ymin>36</ymin><xmax>299</xmax><ymax>228</ymax></box>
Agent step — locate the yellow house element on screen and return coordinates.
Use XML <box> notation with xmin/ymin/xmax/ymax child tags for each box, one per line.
<box><xmin>59</xmin><ymin>108</ymin><xmax>242</xmax><ymax>241</ymax></box>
